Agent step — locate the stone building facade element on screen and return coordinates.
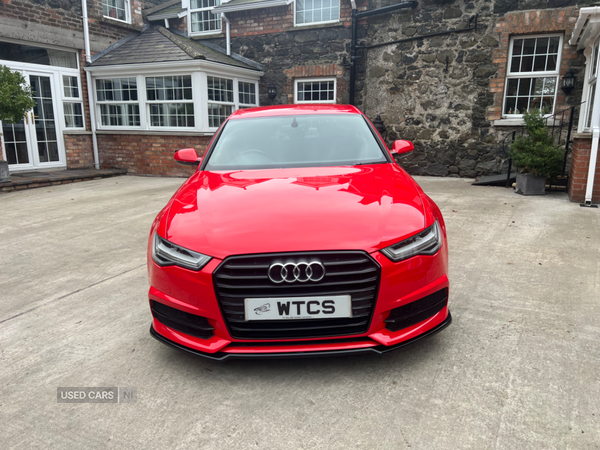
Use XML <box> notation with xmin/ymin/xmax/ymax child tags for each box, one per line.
<box><xmin>2</xmin><ymin>0</ymin><xmax>600</xmax><ymax>202</ymax></box>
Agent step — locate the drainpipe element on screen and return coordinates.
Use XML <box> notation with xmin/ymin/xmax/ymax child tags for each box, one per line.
<box><xmin>585</xmin><ymin>76</ymin><xmax>600</xmax><ymax>205</ymax></box>
<box><xmin>86</xmin><ymin>70</ymin><xmax>100</xmax><ymax>170</ymax></box>
<box><xmin>81</xmin><ymin>0</ymin><xmax>99</xmax><ymax>168</ymax></box>
<box><xmin>221</xmin><ymin>13</ymin><xmax>231</xmax><ymax>56</ymax></box>
<box><xmin>349</xmin><ymin>6</ymin><xmax>358</xmax><ymax>105</ymax></box>
<box><xmin>81</xmin><ymin>0</ymin><xmax>92</xmax><ymax>64</ymax></box>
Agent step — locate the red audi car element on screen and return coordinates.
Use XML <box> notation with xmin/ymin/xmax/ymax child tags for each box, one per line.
<box><xmin>148</xmin><ymin>104</ymin><xmax>450</xmax><ymax>360</ymax></box>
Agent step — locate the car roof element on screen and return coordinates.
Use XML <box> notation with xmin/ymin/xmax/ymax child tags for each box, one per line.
<box><xmin>229</xmin><ymin>104</ymin><xmax>363</xmax><ymax>120</ymax></box>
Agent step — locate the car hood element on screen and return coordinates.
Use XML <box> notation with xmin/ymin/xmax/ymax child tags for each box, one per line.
<box><xmin>164</xmin><ymin>164</ymin><xmax>426</xmax><ymax>260</ymax></box>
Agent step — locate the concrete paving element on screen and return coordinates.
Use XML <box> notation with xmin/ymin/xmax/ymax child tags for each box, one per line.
<box><xmin>0</xmin><ymin>175</ymin><xmax>599</xmax><ymax>450</ymax></box>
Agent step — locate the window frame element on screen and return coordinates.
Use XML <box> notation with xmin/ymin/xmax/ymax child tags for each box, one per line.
<box><xmin>294</xmin><ymin>0</ymin><xmax>341</xmax><ymax>27</ymax></box>
<box><xmin>102</xmin><ymin>0</ymin><xmax>131</xmax><ymax>24</ymax></box>
<box><xmin>95</xmin><ymin>76</ymin><xmax>142</xmax><ymax>129</ymax></box>
<box><xmin>61</xmin><ymin>74</ymin><xmax>85</xmax><ymax>130</ymax></box>
<box><xmin>294</xmin><ymin>77</ymin><xmax>337</xmax><ymax>104</ymax></box>
<box><xmin>501</xmin><ymin>34</ymin><xmax>563</xmax><ymax>118</ymax></box>
<box><xmin>145</xmin><ymin>75</ymin><xmax>196</xmax><ymax>129</ymax></box>
<box><xmin>583</xmin><ymin>38</ymin><xmax>600</xmax><ymax>132</ymax></box>
<box><xmin>188</xmin><ymin>0</ymin><xmax>222</xmax><ymax>36</ymax></box>
<box><xmin>92</xmin><ymin>69</ymin><xmax>260</xmax><ymax>133</ymax></box>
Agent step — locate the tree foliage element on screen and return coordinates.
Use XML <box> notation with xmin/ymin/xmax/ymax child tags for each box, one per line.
<box><xmin>510</xmin><ymin>109</ymin><xmax>565</xmax><ymax>179</ymax></box>
<box><xmin>0</xmin><ymin>65</ymin><xmax>36</xmax><ymax>123</ymax></box>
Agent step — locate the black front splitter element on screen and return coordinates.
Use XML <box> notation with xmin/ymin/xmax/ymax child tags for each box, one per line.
<box><xmin>150</xmin><ymin>311</ymin><xmax>452</xmax><ymax>361</ymax></box>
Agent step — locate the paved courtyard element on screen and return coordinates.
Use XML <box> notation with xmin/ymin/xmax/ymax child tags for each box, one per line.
<box><xmin>0</xmin><ymin>175</ymin><xmax>599</xmax><ymax>449</ymax></box>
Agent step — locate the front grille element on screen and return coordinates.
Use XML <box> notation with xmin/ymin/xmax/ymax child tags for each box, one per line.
<box><xmin>384</xmin><ymin>288</ymin><xmax>448</xmax><ymax>332</ymax></box>
<box><xmin>151</xmin><ymin>300</ymin><xmax>214</xmax><ymax>339</ymax></box>
<box><xmin>213</xmin><ymin>251</ymin><xmax>381</xmax><ymax>339</ymax></box>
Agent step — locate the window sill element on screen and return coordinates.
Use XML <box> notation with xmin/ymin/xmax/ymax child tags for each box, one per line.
<box><xmin>287</xmin><ymin>22</ymin><xmax>343</xmax><ymax>32</ymax></box>
<box><xmin>95</xmin><ymin>130</ymin><xmax>215</xmax><ymax>136</ymax></box>
<box><xmin>99</xmin><ymin>16</ymin><xmax>143</xmax><ymax>32</ymax></box>
<box><xmin>63</xmin><ymin>130</ymin><xmax>91</xmax><ymax>135</ymax></box>
<box><xmin>190</xmin><ymin>32</ymin><xmax>225</xmax><ymax>40</ymax></box>
<box><xmin>493</xmin><ymin>118</ymin><xmax>563</xmax><ymax>127</ymax></box>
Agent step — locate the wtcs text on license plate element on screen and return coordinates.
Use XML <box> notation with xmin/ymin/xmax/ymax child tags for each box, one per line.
<box><xmin>244</xmin><ymin>295</ymin><xmax>352</xmax><ymax>321</ymax></box>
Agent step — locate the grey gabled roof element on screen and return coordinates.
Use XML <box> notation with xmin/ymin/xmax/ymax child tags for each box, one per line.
<box><xmin>89</xmin><ymin>26</ymin><xmax>261</xmax><ymax>71</ymax></box>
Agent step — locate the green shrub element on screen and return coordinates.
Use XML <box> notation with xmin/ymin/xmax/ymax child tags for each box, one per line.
<box><xmin>0</xmin><ymin>65</ymin><xmax>36</xmax><ymax>123</ymax></box>
<box><xmin>510</xmin><ymin>109</ymin><xmax>565</xmax><ymax>179</ymax></box>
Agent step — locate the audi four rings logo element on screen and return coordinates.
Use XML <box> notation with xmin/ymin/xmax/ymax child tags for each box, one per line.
<box><xmin>268</xmin><ymin>260</ymin><xmax>326</xmax><ymax>283</ymax></box>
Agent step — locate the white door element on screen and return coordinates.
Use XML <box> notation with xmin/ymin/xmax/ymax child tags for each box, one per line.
<box><xmin>2</xmin><ymin>69</ymin><xmax>65</xmax><ymax>170</ymax></box>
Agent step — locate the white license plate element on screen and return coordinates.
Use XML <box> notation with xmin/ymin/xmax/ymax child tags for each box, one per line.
<box><xmin>244</xmin><ymin>295</ymin><xmax>352</xmax><ymax>321</ymax></box>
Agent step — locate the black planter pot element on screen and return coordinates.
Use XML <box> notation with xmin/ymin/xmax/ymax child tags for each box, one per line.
<box><xmin>515</xmin><ymin>173</ymin><xmax>546</xmax><ymax>195</ymax></box>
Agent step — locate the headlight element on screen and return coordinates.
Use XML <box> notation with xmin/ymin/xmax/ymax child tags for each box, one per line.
<box><xmin>152</xmin><ymin>232</ymin><xmax>212</xmax><ymax>270</ymax></box>
<box><xmin>381</xmin><ymin>221</ymin><xmax>442</xmax><ymax>262</ymax></box>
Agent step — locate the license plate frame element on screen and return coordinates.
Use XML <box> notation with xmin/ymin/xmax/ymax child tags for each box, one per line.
<box><xmin>244</xmin><ymin>295</ymin><xmax>352</xmax><ymax>321</ymax></box>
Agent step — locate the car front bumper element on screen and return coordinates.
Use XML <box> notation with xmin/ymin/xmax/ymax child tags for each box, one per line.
<box><xmin>148</xmin><ymin>245</ymin><xmax>451</xmax><ymax>359</ymax></box>
<box><xmin>150</xmin><ymin>311</ymin><xmax>452</xmax><ymax>361</ymax></box>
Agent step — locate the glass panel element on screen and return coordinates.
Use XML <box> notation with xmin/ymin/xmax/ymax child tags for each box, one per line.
<box><xmin>504</xmin><ymin>97</ymin><xmax>517</xmax><ymax>115</ymax></box>
<box><xmin>535</xmin><ymin>37</ymin><xmax>549</xmax><ymax>54</ymax></box>
<box><xmin>513</xmin><ymin>39</ymin><xmax>523</xmax><ymax>55</ymax></box>
<box><xmin>63</xmin><ymin>76</ymin><xmax>79</xmax><ymax>98</ymax></box>
<box><xmin>148</xmin><ymin>103</ymin><xmax>195</xmax><ymax>128</ymax></box>
<box><xmin>208</xmin><ymin>103</ymin><xmax>233</xmax><ymax>128</ymax></box>
<box><xmin>296</xmin><ymin>0</ymin><xmax>339</xmax><ymax>24</ymax></box>
<box><xmin>30</xmin><ymin>75</ymin><xmax>59</xmax><ymax>163</ymax></box>
<box><xmin>102</xmin><ymin>0</ymin><xmax>127</xmax><ymax>21</ymax></box>
<box><xmin>0</xmin><ymin>41</ymin><xmax>77</xmax><ymax>68</ymax></box>
<box><xmin>64</xmin><ymin>102</ymin><xmax>84</xmax><ymax>128</ymax></box>
<box><xmin>548</xmin><ymin>36</ymin><xmax>560</xmax><ymax>54</ymax></box>
<box><xmin>506</xmin><ymin>79</ymin><xmax>518</xmax><ymax>96</ymax></box>
<box><xmin>523</xmin><ymin>39</ymin><xmax>536</xmax><ymax>55</ymax></box>
<box><xmin>239</xmin><ymin>82</ymin><xmax>256</xmax><ymax>105</ymax></box>
<box><xmin>38</xmin><ymin>142</ymin><xmax>48</xmax><ymax>163</ymax></box>
<box><xmin>587</xmin><ymin>84</ymin><xmax>596</xmax><ymax>129</ymax></box>
<box><xmin>296</xmin><ymin>80</ymin><xmax>336</xmax><ymax>103</ymax></box>
<box><xmin>2</xmin><ymin>121</ymin><xmax>29</xmax><ymax>165</ymax></box>
<box><xmin>505</xmin><ymin>77</ymin><xmax>557</xmax><ymax>115</ymax></box>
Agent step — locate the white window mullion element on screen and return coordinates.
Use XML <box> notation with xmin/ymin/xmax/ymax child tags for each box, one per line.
<box><xmin>138</xmin><ymin>75</ymin><xmax>148</xmax><ymax>130</ymax></box>
<box><xmin>199</xmin><ymin>72</ymin><xmax>210</xmax><ymax>131</ymax></box>
<box><xmin>192</xmin><ymin>72</ymin><xmax>203</xmax><ymax>132</ymax></box>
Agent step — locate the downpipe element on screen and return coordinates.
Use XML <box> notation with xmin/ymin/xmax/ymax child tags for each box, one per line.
<box><xmin>222</xmin><ymin>13</ymin><xmax>231</xmax><ymax>56</ymax></box>
<box><xmin>81</xmin><ymin>0</ymin><xmax>99</xmax><ymax>169</ymax></box>
<box><xmin>81</xmin><ymin>0</ymin><xmax>100</xmax><ymax>168</ymax></box>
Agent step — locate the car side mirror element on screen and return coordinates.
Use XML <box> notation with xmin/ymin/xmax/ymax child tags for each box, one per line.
<box><xmin>174</xmin><ymin>148</ymin><xmax>202</xmax><ymax>166</ymax></box>
<box><xmin>391</xmin><ymin>140</ymin><xmax>414</xmax><ymax>155</ymax></box>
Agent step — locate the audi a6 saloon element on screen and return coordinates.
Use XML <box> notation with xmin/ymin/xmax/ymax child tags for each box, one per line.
<box><xmin>148</xmin><ymin>104</ymin><xmax>451</xmax><ymax>360</ymax></box>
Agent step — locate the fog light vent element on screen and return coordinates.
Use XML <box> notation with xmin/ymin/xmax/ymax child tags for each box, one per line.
<box><xmin>384</xmin><ymin>289</ymin><xmax>448</xmax><ymax>332</ymax></box>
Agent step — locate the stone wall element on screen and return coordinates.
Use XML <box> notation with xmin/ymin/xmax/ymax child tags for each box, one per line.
<box><xmin>97</xmin><ymin>133</ymin><xmax>211</xmax><ymax>177</ymax></box>
<box><xmin>357</xmin><ymin>0</ymin><xmax>590</xmax><ymax>178</ymax></box>
<box><xmin>205</xmin><ymin>2</ymin><xmax>368</xmax><ymax>106</ymax></box>
<box><xmin>206</xmin><ymin>0</ymin><xmax>595</xmax><ymax>178</ymax></box>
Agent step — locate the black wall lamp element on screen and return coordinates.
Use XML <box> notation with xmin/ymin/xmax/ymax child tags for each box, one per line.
<box><xmin>268</xmin><ymin>84</ymin><xmax>277</xmax><ymax>101</ymax></box>
<box><xmin>561</xmin><ymin>70</ymin><xmax>575</xmax><ymax>95</ymax></box>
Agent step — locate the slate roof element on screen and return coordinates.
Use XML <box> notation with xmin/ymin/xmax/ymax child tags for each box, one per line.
<box><xmin>144</xmin><ymin>0</ymin><xmax>182</xmax><ymax>16</ymax></box>
<box><xmin>89</xmin><ymin>27</ymin><xmax>260</xmax><ymax>71</ymax></box>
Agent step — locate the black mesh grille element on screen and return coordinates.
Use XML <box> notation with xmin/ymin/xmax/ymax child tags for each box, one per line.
<box><xmin>151</xmin><ymin>300</ymin><xmax>214</xmax><ymax>339</ymax></box>
<box><xmin>384</xmin><ymin>288</ymin><xmax>448</xmax><ymax>332</ymax></box>
<box><xmin>213</xmin><ymin>251</ymin><xmax>381</xmax><ymax>339</ymax></box>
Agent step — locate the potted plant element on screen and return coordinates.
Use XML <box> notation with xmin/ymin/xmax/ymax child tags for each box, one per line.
<box><xmin>509</xmin><ymin>108</ymin><xmax>565</xmax><ymax>195</ymax></box>
<box><xmin>0</xmin><ymin>65</ymin><xmax>36</xmax><ymax>182</ymax></box>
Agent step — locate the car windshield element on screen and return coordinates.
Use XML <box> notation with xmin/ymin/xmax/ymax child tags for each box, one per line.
<box><xmin>204</xmin><ymin>114</ymin><xmax>389</xmax><ymax>170</ymax></box>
